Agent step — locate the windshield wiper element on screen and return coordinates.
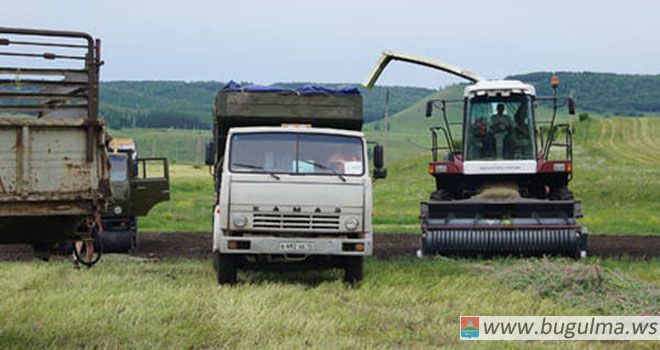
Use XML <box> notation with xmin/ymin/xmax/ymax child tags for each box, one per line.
<box><xmin>298</xmin><ymin>159</ymin><xmax>346</xmax><ymax>182</ymax></box>
<box><xmin>232</xmin><ymin>162</ymin><xmax>280</xmax><ymax>180</ymax></box>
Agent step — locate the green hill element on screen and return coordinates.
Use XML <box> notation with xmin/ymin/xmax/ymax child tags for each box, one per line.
<box><xmin>99</xmin><ymin>81</ymin><xmax>434</xmax><ymax>129</ymax></box>
<box><xmin>508</xmin><ymin>72</ymin><xmax>660</xmax><ymax>116</ymax></box>
<box><xmin>100</xmin><ymin>73</ymin><xmax>660</xmax><ymax>130</ymax></box>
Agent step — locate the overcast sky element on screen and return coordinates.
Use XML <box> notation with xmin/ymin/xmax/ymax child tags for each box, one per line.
<box><xmin>4</xmin><ymin>0</ymin><xmax>660</xmax><ymax>87</ymax></box>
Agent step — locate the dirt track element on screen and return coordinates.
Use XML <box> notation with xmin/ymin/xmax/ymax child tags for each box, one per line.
<box><xmin>1</xmin><ymin>233</ymin><xmax>658</xmax><ymax>261</ymax></box>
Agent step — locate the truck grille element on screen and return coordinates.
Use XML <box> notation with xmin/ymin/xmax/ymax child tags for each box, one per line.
<box><xmin>253</xmin><ymin>213</ymin><xmax>340</xmax><ymax>230</ymax></box>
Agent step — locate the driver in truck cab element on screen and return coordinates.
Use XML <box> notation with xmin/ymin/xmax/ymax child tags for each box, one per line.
<box><xmin>328</xmin><ymin>146</ymin><xmax>362</xmax><ymax>174</ymax></box>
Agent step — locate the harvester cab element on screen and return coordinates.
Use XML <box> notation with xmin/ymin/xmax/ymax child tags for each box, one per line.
<box><xmin>103</xmin><ymin>138</ymin><xmax>170</xmax><ymax>252</ymax></box>
<box><xmin>365</xmin><ymin>51</ymin><xmax>586</xmax><ymax>258</ymax></box>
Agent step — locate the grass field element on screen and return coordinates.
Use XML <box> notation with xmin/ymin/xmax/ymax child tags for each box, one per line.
<box><xmin>1</xmin><ymin>108</ymin><xmax>659</xmax><ymax>348</ymax></box>
<box><xmin>0</xmin><ymin>256</ymin><xmax>657</xmax><ymax>348</ymax></box>
<box><xmin>110</xmin><ymin>128</ymin><xmax>210</xmax><ymax>164</ymax></box>
<box><xmin>138</xmin><ymin>115</ymin><xmax>660</xmax><ymax>235</ymax></box>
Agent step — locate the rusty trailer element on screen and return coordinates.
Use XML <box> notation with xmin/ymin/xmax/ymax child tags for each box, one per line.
<box><xmin>0</xmin><ymin>27</ymin><xmax>109</xmax><ymax>250</ymax></box>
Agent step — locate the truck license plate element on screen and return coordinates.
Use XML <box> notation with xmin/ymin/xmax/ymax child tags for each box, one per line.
<box><xmin>279</xmin><ymin>242</ymin><xmax>312</xmax><ymax>251</ymax></box>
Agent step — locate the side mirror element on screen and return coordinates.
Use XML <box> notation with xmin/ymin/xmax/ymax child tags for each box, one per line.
<box><xmin>425</xmin><ymin>101</ymin><xmax>433</xmax><ymax>118</ymax></box>
<box><xmin>568</xmin><ymin>98</ymin><xmax>576</xmax><ymax>115</ymax></box>
<box><xmin>372</xmin><ymin>144</ymin><xmax>387</xmax><ymax>179</ymax></box>
<box><xmin>205</xmin><ymin>140</ymin><xmax>216</xmax><ymax>166</ymax></box>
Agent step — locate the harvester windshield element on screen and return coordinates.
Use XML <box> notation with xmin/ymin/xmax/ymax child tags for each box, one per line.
<box><xmin>465</xmin><ymin>95</ymin><xmax>534</xmax><ymax>161</ymax></box>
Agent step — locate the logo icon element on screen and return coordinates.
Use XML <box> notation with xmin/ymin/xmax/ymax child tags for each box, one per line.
<box><xmin>460</xmin><ymin>316</ymin><xmax>480</xmax><ymax>339</ymax></box>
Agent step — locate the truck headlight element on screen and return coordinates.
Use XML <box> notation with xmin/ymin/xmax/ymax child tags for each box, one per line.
<box><xmin>345</xmin><ymin>216</ymin><xmax>359</xmax><ymax>230</ymax></box>
<box><xmin>113</xmin><ymin>206</ymin><xmax>123</xmax><ymax>215</ymax></box>
<box><xmin>233</xmin><ymin>214</ymin><xmax>248</xmax><ymax>228</ymax></box>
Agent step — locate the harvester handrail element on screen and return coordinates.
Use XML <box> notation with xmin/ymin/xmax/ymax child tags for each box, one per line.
<box><xmin>429</xmin><ymin>126</ymin><xmax>454</xmax><ymax>162</ymax></box>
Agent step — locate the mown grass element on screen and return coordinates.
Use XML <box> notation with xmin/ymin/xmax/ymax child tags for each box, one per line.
<box><xmin>571</xmin><ymin>118</ymin><xmax>660</xmax><ymax>234</ymax></box>
<box><xmin>0</xmin><ymin>256</ymin><xmax>657</xmax><ymax>349</ymax></box>
<box><xmin>133</xmin><ymin>116</ymin><xmax>660</xmax><ymax>235</ymax></box>
<box><xmin>485</xmin><ymin>258</ymin><xmax>659</xmax><ymax>315</ymax></box>
<box><xmin>369</xmin><ymin>117</ymin><xmax>660</xmax><ymax>234</ymax></box>
<box><xmin>105</xmin><ymin>80</ymin><xmax>660</xmax><ymax>235</ymax></box>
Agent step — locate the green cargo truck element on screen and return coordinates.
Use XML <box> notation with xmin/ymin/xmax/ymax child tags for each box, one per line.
<box><xmin>103</xmin><ymin>138</ymin><xmax>170</xmax><ymax>252</ymax></box>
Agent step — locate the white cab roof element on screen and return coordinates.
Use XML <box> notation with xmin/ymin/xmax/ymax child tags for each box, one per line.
<box><xmin>464</xmin><ymin>80</ymin><xmax>536</xmax><ymax>97</ymax></box>
<box><xmin>228</xmin><ymin>126</ymin><xmax>365</xmax><ymax>138</ymax></box>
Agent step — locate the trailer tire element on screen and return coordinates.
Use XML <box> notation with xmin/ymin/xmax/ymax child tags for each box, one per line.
<box><xmin>343</xmin><ymin>256</ymin><xmax>364</xmax><ymax>284</ymax></box>
<box><xmin>214</xmin><ymin>252</ymin><xmax>237</xmax><ymax>285</ymax></box>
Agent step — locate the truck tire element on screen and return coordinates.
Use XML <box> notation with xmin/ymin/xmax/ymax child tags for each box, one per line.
<box><xmin>430</xmin><ymin>190</ymin><xmax>451</xmax><ymax>201</ymax></box>
<box><xmin>129</xmin><ymin>231</ymin><xmax>139</xmax><ymax>254</ymax></box>
<box><xmin>550</xmin><ymin>187</ymin><xmax>574</xmax><ymax>200</ymax></box>
<box><xmin>343</xmin><ymin>256</ymin><xmax>364</xmax><ymax>284</ymax></box>
<box><xmin>214</xmin><ymin>251</ymin><xmax>237</xmax><ymax>285</ymax></box>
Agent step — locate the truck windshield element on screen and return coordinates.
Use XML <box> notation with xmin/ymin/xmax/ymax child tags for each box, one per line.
<box><xmin>230</xmin><ymin>133</ymin><xmax>364</xmax><ymax>176</ymax></box>
<box><xmin>109</xmin><ymin>154</ymin><xmax>128</xmax><ymax>182</ymax></box>
<box><xmin>465</xmin><ymin>95</ymin><xmax>535</xmax><ymax>161</ymax></box>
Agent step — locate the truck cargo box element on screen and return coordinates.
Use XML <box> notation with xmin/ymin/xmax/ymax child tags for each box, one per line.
<box><xmin>212</xmin><ymin>81</ymin><xmax>363</xmax><ymax>164</ymax></box>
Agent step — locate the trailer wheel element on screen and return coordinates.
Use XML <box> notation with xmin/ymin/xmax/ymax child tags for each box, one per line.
<box><xmin>214</xmin><ymin>251</ymin><xmax>237</xmax><ymax>285</ymax></box>
<box><xmin>343</xmin><ymin>256</ymin><xmax>364</xmax><ymax>284</ymax></box>
<box><xmin>32</xmin><ymin>243</ymin><xmax>52</xmax><ymax>262</ymax></box>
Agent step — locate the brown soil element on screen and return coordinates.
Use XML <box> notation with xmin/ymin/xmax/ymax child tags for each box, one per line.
<box><xmin>1</xmin><ymin>232</ymin><xmax>658</xmax><ymax>261</ymax></box>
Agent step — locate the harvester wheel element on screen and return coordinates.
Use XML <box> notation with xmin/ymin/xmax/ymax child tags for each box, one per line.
<box><xmin>214</xmin><ymin>252</ymin><xmax>237</xmax><ymax>285</ymax></box>
<box><xmin>550</xmin><ymin>187</ymin><xmax>574</xmax><ymax>200</ymax></box>
<box><xmin>430</xmin><ymin>190</ymin><xmax>451</xmax><ymax>201</ymax></box>
<box><xmin>343</xmin><ymin>256</ymin><xmax>364</xmax><ymax>284</ymax></box>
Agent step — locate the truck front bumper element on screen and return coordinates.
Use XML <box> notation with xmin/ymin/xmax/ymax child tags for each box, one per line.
<box><xmin>217</xmin><ymin>236</ymin><xmax>372</xmax><ymax>256</ymax></box>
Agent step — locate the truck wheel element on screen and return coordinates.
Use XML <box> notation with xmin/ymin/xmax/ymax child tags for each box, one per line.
<box><xmin>430</xmin><ymin>190</ymin><xmax>451</xmax><ymax>201</ymax></box>
<box><xmin>214</xmin><ymin>252</ymin><xmax>237</xmax><ymax>285</ymax></box>
<box><xmin>129</xmin><ymin>231</ymin><xmax>139</xmax><ymax>254</ymax></box>
<box><xmin>343</xmin><ymin>256</ymin><xmax>364</xmax><ymax>284</ymax></box>
<box><xmin>550</xmin><ymin>187</ymin><xmax>574</xmax><ymax>200</ymax></box>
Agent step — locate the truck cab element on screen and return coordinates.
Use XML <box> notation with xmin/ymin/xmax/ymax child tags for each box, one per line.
<box><xmin>103</xmin><ymin>139</ymin><xmax>170</xmax><ymax>252</ymax></box>
<box><xmin>208</xmin><ymin>83</ymin><xmax>385</xmax><ymax>284</ymax></box>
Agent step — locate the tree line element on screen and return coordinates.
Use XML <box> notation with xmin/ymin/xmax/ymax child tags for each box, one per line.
<box><xmin>508</xmin><ymin>72</ymin><xmax>660</xmax><ymax>117</ymax></box>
